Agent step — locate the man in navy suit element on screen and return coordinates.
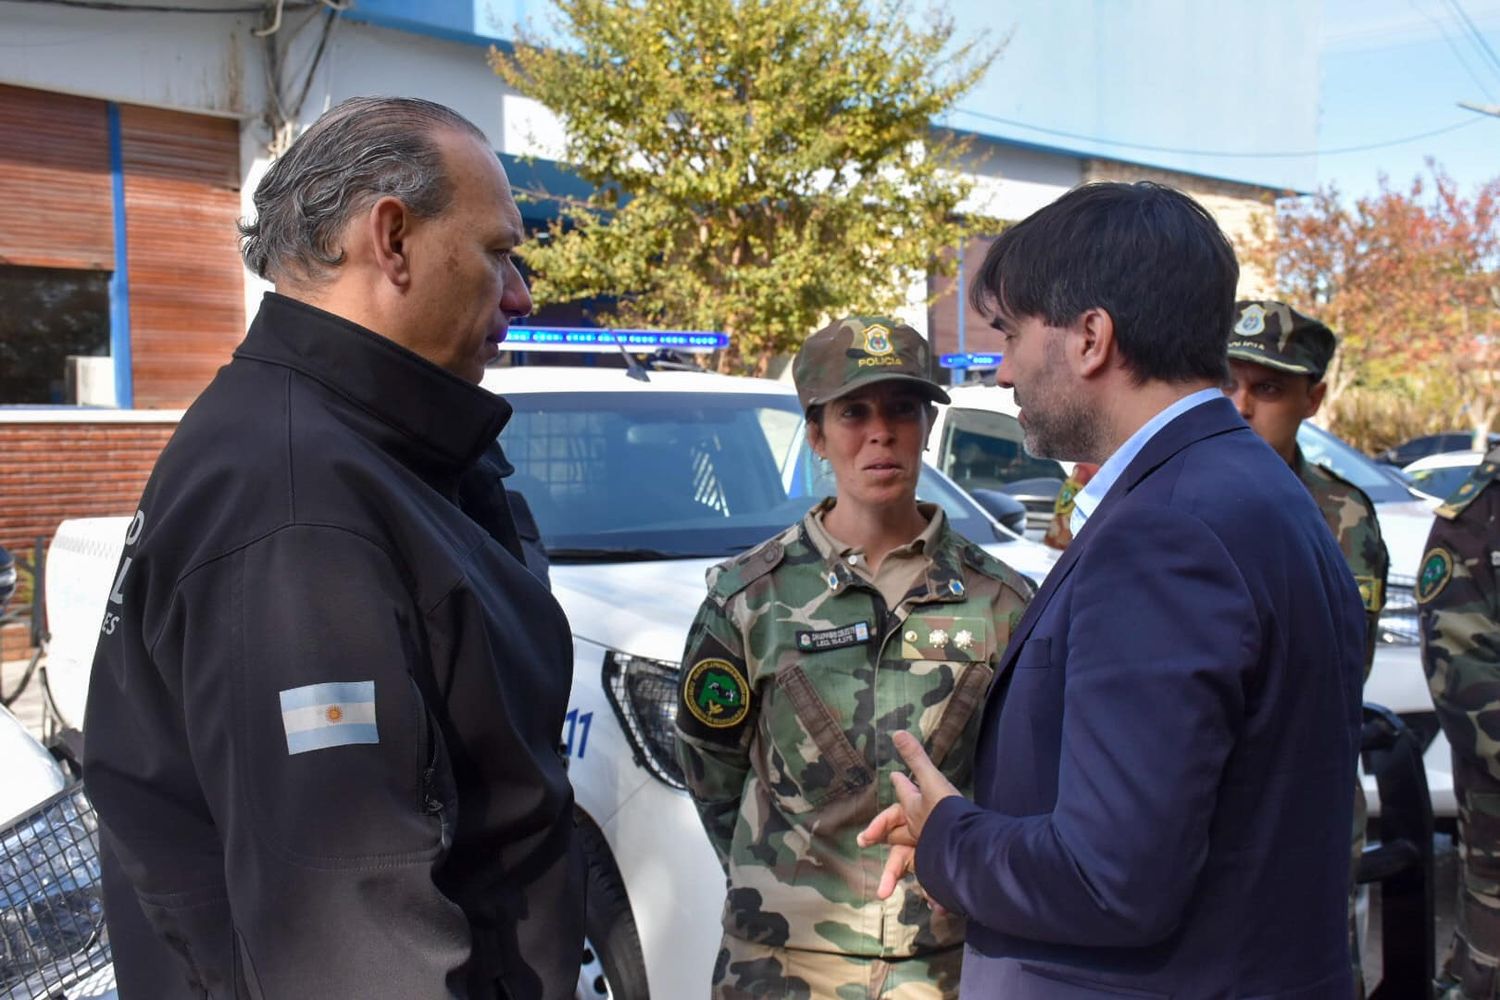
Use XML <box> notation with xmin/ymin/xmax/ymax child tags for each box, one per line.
<box><xmin>859</xmin><ymin>182</ymin><xmax>1367</xmax><ymax>997</ymax></box>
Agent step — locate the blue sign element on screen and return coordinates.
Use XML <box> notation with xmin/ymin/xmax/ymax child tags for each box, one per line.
<box><xmin>503</xmin><ymin>327</ymin><xmax>730</xmax><ymax>353</ymax></box>
<box><xmin>939</xmin><ymin>353</ymin><xmax>1002</xmax><ymax>369</ymax></box>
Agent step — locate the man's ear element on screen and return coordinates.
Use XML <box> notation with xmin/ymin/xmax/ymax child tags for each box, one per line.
<box><xmin>367</xmin><ymin>196</ymin><xmax>413</xmax><ymax>288</ymax></box>
<box><xmin>1305</xmin><ymin>378</ymin><xmax>1328</xmax><ymax>420</ymax></box>
<box><xmin>1072</xmin><ymin>307</ymin><xmax>1115</xmax><ymax>379</ymax></box>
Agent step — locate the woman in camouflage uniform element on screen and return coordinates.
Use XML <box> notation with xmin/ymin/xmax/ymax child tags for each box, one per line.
<box><xmin>675</xmin><ymin>316</ymin><xmax>1033</xmax><ymax>999</ymax></box>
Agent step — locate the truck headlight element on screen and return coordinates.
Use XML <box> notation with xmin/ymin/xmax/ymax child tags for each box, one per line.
<box><xmin>602</xmin><ymin>652</ymin><xmax>685</xmax><ymax>789</ymax></box>
<box><xmin>1379</xmin><ymin>577</ymin><xmax>1419</xmax><ymax>646</ymax></box>
<box><xmin>0</xmin><ymin>785</ymin><xmax>110</xmax><ymax>996</ymax></box>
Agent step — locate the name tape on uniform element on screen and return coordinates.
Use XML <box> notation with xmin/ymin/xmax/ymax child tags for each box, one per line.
<box><xmin>796</xmin><ymin>621</ymin><xmax>872</xmax><ymax>652</ymax></box>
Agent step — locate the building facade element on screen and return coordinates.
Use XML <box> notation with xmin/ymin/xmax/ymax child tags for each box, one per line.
<box><xmin>0</xmin><ymin>0</ymin><xmax>1318</xmax><ymax>652</ymax></box>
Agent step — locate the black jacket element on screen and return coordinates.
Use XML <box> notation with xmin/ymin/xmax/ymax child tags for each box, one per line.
<box><xmin>84</xmin><ymin>293</ymin><xmax>582</xmax><ymax>999</ymax></box>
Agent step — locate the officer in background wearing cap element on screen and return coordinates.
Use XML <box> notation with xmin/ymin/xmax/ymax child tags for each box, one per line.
<box><xmin>1420</xmin><ymin>444</ymin><xmax>1500</xmax><ymax>999</ymax></box>
<box><xmin>674</xmin><ymin>316</ymin><xmax>1033</xmax><ymax>998</ymax></box>
<box><xmin>1223</xmin><ymin>299</ymin><xmax>1389</xmax><ymax>997</ymax></box>
<box><xmin>1223</xmin><ymin>301</ymin><xmax>1389</xmax><ymax>663</ymax></box>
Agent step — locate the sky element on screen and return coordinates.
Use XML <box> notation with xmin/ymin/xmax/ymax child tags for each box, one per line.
<box><xmin>362</xmin><ymin>0</ymin><xmax>1497</xmax><ymax>201</ymax></box>
<box><xmin>1318</xmin><ymin>0</ymin><xmax>1500</xmax><ymax>198</ymax></box>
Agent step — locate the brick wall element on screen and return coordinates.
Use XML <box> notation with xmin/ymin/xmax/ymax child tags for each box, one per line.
<box><xmin>0</xmin><ymin>421</ymin><xmax>176</xmax><ymax>554</ymax></box>
<box><xmin>0</xmin><ymin>419</ymin><xmax>177</xmax><ymax>656</ymax></box>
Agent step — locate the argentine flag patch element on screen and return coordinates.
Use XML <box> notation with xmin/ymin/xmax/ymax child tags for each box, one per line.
<box><xmin>279</xmin><ymin>681</ymin><xmax>379</xmax><ymax>755</ymax></box>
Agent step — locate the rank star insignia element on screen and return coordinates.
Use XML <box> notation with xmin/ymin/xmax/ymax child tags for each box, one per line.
<box><xmin>928</xmin><ymin>628</ymin><xmax>949</xmax><ymax>646</ymax></box>
<box><xmin>953</xmin><ymin>629</ymin><xmax>973</xmax><ymax>650</ymax></box>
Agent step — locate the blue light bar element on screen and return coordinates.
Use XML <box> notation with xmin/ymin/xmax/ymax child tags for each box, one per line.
<box><xmin>939</xmin><ymin>352</ymin><xmax>1002</xmax><ymax>369</ymax></box>
<box><xmin>502</xmin><ymin>327</ymin><xmax>730</xmax><ymax>354</ymax></box>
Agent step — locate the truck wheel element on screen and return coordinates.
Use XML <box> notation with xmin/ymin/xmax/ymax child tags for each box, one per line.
<box><xmin>575</xmin><ymin>813</ymin><xmax>649</xmax><ymax>1000</ymax></box>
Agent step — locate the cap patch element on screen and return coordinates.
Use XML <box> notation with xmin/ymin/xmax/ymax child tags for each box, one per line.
<box><xmin>1234</xmin><ymin>304</ymin><xmax>1267</xmax><ymax>336</ymax></box>
<box><xmin>861</xmin><ymin>323</ymin><xmax>894</xmax><ymax>356</ymax></box>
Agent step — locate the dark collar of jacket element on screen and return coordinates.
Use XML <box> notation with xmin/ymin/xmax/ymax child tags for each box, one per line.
<box><xmin>995</xmin><ymin>395</ymin><xmax>1245</xmax><ymax>680</ymax></box>
<box><xmin>1103</xmin><ymin>395</ymin><xmax>1244</xmax><ymax>512</ymax></box>
<box><xmin>233</xmin><ymin>292</ymin><xmax>513</xmax><ymax>476</ymax></box>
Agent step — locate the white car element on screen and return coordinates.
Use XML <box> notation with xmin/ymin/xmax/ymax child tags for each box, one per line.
<box><xmin>923</xmin><ymin>379</ymin><xmax>1451</xmax><ymax>818</ymax></box>
<box><xmin>43</xmin><ymin>364</ymin><xmax>1057</xmax><ymax>1000</ymax></box>
<box><xmin>1402</xmin><ymin>450</ymin><xmax>1488</xmax><ymax>505</ymax></box>
<box><xmin>927</xmin><ymin>384</ymin><xmax>1070</xmax><ymax>538</ymax></box>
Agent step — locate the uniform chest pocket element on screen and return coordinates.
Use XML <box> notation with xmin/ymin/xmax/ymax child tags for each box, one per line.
<box><xmin>898</xmin><ymin>615</ymin><xmax>991</xmax><ymax>661</ymax></box>
<box><xmin>897</xmin><ymin>615</ymin><xmax>994</xmax><ymax>770</ymax></box>
<box><xmin>758</xmin><ymin>665</ymin><xmax>874</xmax><ymax>814</ymax></box>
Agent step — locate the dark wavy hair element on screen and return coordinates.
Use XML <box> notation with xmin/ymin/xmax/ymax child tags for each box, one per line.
<box><xmin>969</xmin><ymin>181</ymin><xmax>1238</xmax><ymax>384</ymax></box>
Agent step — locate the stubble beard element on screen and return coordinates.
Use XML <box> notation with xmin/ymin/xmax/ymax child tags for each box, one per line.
<box><xmin>1019</xmin><ymin>340</ymin><xmax>1102</xmax><ymax>463</ymax></box>
<box><xmin>1023</xmin><ymin>399</ymin><xmax>1100</xmax><ymax>464</ymax></box>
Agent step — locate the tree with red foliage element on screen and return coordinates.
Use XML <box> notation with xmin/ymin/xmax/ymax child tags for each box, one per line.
<box><xmin>1245</xmin><ymin>166</ymin><xmax>1500</xmax><ymax>446</ymax></box>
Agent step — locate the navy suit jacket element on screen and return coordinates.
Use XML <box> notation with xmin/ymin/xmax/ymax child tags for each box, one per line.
<box><xmin>918</xmin><ymin>397</ymin><xmax>1366</xmax><ymax>999</ymax></box>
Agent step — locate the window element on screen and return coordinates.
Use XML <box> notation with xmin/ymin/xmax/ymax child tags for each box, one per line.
<box><xmin>0</xmin><ymin>266</ymin><xmax>112</xmax><ymax>405</ymax></box>
<box><xmin>501</xmin><ymin>390</ymin><xmax>1004</xmax><ymax>558</ymax></box>
<box><xmin>1296</xmin><ymin>423</ymin><xmax>1413</xmax><ymax>505</ymax></box>
<box><xmin>938</xmin><ymin>407</ymin><xmax>1065</xmax><ymax>491</ymax></box>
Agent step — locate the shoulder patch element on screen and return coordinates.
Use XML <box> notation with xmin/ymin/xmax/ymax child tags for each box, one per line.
<box><xmin>682</xmin><ymin>659</ymin><xmax>750</xmax><ymax>729</ymax></box>
<box><xmin>677</xmin><ymin>626</ymin><xmax>752</xmax><ymax>747</ymax></box>
<box><xmin>1435</xmin><ymin>460</ymin><xmax>1498</xmax><ymax>520</ymax></box>
<box><xmin>1415</xmin><ymin>547</ymin><xmax>1454</xmax><ymax>604</ymax></box>
<box><xmin>1353</xmin><ymin>575</ymin><xmax>1384</xmax><ymax>613</ymax></box>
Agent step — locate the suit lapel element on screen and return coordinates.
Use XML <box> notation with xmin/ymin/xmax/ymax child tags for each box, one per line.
<box><xmin>987</xmin><ymin>397</ymin><xmax>1246</xmax><ymax>691</ymax></box>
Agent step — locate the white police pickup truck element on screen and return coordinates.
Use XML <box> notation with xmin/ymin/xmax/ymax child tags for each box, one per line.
<box><xmin>40</xmin><ymin>362</ymin><xmax>1056</xmax><ymax>1000</ymax></box>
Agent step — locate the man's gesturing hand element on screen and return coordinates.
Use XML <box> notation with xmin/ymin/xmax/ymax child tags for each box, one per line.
<box><xmin>856</xmin><ymin>730</ymin><xmax>961</xmax><ymax>900</ymax></box>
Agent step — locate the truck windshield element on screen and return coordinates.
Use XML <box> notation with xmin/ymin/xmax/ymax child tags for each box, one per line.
<box><xmin>501</xmin><ymin>391</ymin><xmax>997</xmax><ymax>558</ymax></box>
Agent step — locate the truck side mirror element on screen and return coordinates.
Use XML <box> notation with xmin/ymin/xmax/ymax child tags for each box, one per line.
<box><xmin>0</xmin><ymin>547</ymin><xmax>16</xmax><ymax>617</ymax></box>
<box><xmin>968</xmin><ymin>489</ymin><xmax>1029</xmax><ymax>538</ymax></box>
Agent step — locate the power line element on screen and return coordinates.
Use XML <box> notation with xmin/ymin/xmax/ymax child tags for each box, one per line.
<box><xmin>945</xmin><ymin>108</ymin><xmax>1491</xmax><ymax>159</ymax></box>
<box><xmin>1441</xmin><ymin>0</ymin><xmax>1500</xmax><ymax>79</ymax></box>
<box><xmin>1411</xmin><ymin>0</ymin><xmax>1497</xmax><ymax>102</ymax></box>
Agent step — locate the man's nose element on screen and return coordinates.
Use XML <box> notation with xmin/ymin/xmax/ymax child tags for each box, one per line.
<box><xmin>502</xmin><ymin>268</ymin><xmax>533</xmax><ymax>320</ymax></box>
<box><xmin>1226</xmin><ymin>385</ymin><xmax>1252</xmax><ymax>419</ymax></box>
<box><xmin>994</xmin><ymin>357</ymin><xmax>1015</xmax><ymax>390</ymax></box>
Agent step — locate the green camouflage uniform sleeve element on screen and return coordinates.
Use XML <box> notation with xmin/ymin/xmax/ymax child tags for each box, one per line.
<box><xmin>1420</xmin><ymin>465</ymin><xmax>1500</xmax><ymax>781</ymax></box>
<box><xmin>675</xmin><ymin>595</ymin><xmax>756</xmax><ymax>869</ymax></box>
<box><xmin>1421</xmin><ymin>453</ymin><xmax>1500</xmax><ymax>994</ymax></box>
<box><xmin>1298</xmin><ymin>455</ymin><xmax>1390</xmax><ymax>678</ymax></box>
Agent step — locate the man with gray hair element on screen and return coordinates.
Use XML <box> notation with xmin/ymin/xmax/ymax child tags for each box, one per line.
<box><xmin>84</xmin><ymin>97</ymin><xmax>583</xmax><ymax>998</ymax></box>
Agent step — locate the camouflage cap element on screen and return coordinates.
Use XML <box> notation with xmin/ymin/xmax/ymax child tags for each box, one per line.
<box><xmin>1227</xmin><ymin>300</ymin><xmax>1337</xmax><ymax>380</ymax></box>
<box><xmin>792</xmin><ymin>315</ymin><xmax>950</xmax><ymax>411</ymax></box>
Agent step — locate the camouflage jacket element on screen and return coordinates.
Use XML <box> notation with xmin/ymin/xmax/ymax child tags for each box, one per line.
<box><xmin>674</xmin><ymin>500</ymin><xmax>1032</xmax><ymax>959</ymax></box>
<box><xmin>1419</xmin><ymin>447</ymin><xmax>1500</xmax><ymax>774</ymax></box>
<box><xmin>1296</xmin><ymin>449</ymin><xmax>1389</xmax><ymax>675</ymax></box>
